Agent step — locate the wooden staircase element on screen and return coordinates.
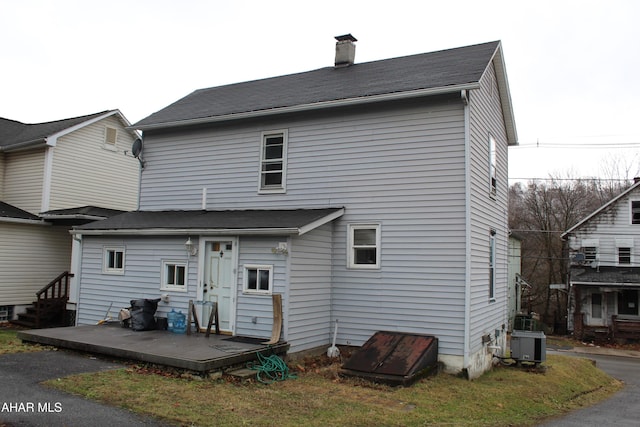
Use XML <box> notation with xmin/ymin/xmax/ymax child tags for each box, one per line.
<box><xmin>12</xmin><ymin>272</ymin><xmax>73</xmax><ymax>329</ymax></box>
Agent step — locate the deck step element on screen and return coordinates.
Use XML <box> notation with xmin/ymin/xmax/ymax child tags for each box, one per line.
<box><xmin>225</xmin><ymin>368</ymin><xmax>257</xmax><ymax>380</ymax></box>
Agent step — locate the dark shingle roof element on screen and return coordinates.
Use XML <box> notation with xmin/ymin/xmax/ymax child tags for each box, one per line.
<box><xmin>134</xmin><ymin>41</ymin><xmax>501</xmax><ymax>130</ymax></box>
<box><xmin>74</xmin><ymin>208</ymin><xmax>344</xmax><ymax>234</ymax></box>
<box><xmin>570</xmin><ymin>266</ymin><xmax>640</xmax><ymax>286</ymax></box>
<box><xmin>0</xmin><ymin>111</ymin><xmax>112</xmax><ymax>149</ymax></box>
<box><xmin>40</xmin><ymin>206</ymin><xmax>126</xmax><ymax>219</ymax></box>
<box><xmin>0</xmin><ymin>201</ymin><xmax>41</xmax><ymax>221</ymax></box>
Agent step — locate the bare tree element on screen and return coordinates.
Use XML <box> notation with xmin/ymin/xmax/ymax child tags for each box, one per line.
<box><xmin>509</xmin><ymin>174</ymin><xmax>632</xmax><ymax>331</ymax></box>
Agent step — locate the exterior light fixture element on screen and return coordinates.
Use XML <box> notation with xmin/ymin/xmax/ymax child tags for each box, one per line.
<box><xmin>185</xmin><ymin>237</ymin><xmax>198</xmax><ymax>256</ymax></box>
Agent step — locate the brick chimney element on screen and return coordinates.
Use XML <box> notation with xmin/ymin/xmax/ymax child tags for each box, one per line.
<box><xmin>334</xmin><ymin>34</ymin><xmax>357</xmax><ymax>67</ymax></box>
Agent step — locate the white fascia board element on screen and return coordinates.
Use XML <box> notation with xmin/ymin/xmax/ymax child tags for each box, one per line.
<box><xmin>70</xmin><ymin>227</ymin><xmax>301</xmax><ymax>236</ymax></box>
<box><xmin>483</xmin><ymin>42</ymin><xmax>518</xmax><ymax>146</ymax></box>
<box><xmin>0</xmin><ymin>217</ymin><xmax>50</xmax><ymax>226</ymax></box>
<box><xmin>132</xmin><ymin>84</ymin><xmax>479</xmax><ymax>131</ymax></box>
<box><xmin>45</xmin><ymin>110</ymin><xmax>121</xmax><ymax>146</ymax></box>
<box><xmin>298</xmin><ymin>208</ymin><xmax>345</xmax><ymax>235</ymax></box>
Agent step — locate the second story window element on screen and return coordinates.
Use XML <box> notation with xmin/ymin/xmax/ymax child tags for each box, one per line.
<box><xmin>632</xmin><ymin>201</ymin><xmax>640</xmax><ymax>224</ymax></box>
<box><xmin>489</xmin><ymin>134</ymin><xmax>497</xmax><ymax>198</ymax></box>
<box><xmin>259</xmin><ymin>130</ymin><xmax>288</xmax><ymax>193</ymax></box>
<box><xmin>583</xmin><ymin>246</ymin><xmax>597</xmax><ymax>262</ymax></box>
<box><xmin>619</xmin><ymin>247</ymin><xmax>632</xmax><ymax>265</ymax></box>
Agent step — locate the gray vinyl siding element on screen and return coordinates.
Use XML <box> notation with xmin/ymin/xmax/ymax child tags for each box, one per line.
<box><xmin>0</xmin><ymin>223</ymin><xmax>71</xmax><ymax>305</ymax></box>
<box><xmin>3</xmin><ymin>148</ymin><xmax>45</xmax><ymax>214</ymax></box>
<box><xmin>140</xmin><ymin>98</ymin><xmax>469</xmax><ymax>355</ymax></box>
<box><xmin>77</xmin><ymin>236</ymin><xmax>198</xmax><ymax>325</ymax></box>
<box><xmin>467</xmin><ymin>62</ymin><xmax>510</xmax><ymax>354</ymax></box>
<box><xmin>235</xmin><ymin>236</ymin><xmax>290</xmax><ymax>339</ymax></box>
<box><xmin>288</xmin><ymin>223</ymin><xmax>333</xmax><ymax>352</ymax></box>
<box><xmin>49</xmin><ymin>116</ymin><xmax>139</xmax><ymax>211</ymax></box>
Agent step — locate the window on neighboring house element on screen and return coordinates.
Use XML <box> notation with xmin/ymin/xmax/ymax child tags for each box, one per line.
<box><xmin>259</xmin><ymin>130</ymin><xmax>287</xmax><ymax>193</ymax></box>
<box><xmin>619</xmin><ymin>247</ymin><xmax>632</xmax><ymax>265</ymax></box>
<box><xmin>632</xmin><ymin>201</ymin><xmax>640</xmax><ymax>224</ymax></box>
<box><xmin>103</xmin><ymin>247</ymin><xmax>125</xmax><ymax>274</ymax></box>
<box><xmin>591</xmin><ymin>293</ymin><xmax>602</xmax><ymax>319</ymax></box>
<box><xmin>489</xmin><ymin>230</ymin><xmax>496</xmax><ymax>301</ymax></box>
<box><xmin>348</xmin><ymin>224</ymin><xmax>381</xmax><ymax>269</ymax></box>
<box><xmin>618</xmin><ymin>290</ymin><xmax>639</xmax><ymax>316</ymax></box>
<box><xmin>243</xmin><ymin>265</ymin><xmax>272</xmax><ymax>294</ymax></box>
<box><xmin>161</xmin><ymin>261</ymin><xmax>187</xmax><ymax>291</ymax></box>
<box><xmin>583</xmin><ymin>246</ymin><xmax>597</xmax><ymax>262</ymax></box>
<box><xmin>104</xmin><ymin>126</ymin><xmax>117</xmax><ymax>150</ymax></box>
<box><xmin>489</xmin><ymin>134</ymin><xmax>497</xmax><ymax>198</ymax></box>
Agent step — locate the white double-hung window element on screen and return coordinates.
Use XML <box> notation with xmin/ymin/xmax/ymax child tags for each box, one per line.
<box><xmin>348</xmin><ymin>224</ymin><xmax>381</xmax><ymax>269</ymax></box>
<box><xmin>161</xmin><ymin>260</ymin><xmax>187</xmax><ymax>291</ymax></box>
<box><xmin>259</xmin><ymin>130</ymin><xmax>288</xmax><ymax>193</ymax></box>
<box><xmin>103</xmin><ymin>246</ymin><xmax>125</xmax><ymax>275</ymax></box>
<box><xmin>243</xmin><ymin>265</ymin><xmax>273</xmax><ymax>294</ymax></box>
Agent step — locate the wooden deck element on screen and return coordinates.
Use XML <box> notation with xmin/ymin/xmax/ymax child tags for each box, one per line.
<box><xmin>17</xmin><ymin>323</ymin><xmax>289</xmax><ymax>373</ymax></box>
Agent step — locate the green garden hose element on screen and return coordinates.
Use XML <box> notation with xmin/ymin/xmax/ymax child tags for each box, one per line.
<box><xmin>247</xmin><ymin>350</ymin><xmax>297</xmax><ymax>384</ymax></box>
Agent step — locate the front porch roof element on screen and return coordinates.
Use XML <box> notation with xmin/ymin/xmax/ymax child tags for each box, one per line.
<box><xmin>71</xmin><ymin>207</ymin><xmax>345</xmax><ymax>236</ymax></box>
<box><xmin>570</xmin><ymin>266</ymin><xmax>640</xmax><ymax>287</ymax></box>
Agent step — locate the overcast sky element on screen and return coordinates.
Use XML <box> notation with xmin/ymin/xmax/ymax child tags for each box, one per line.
<box><xmin>2</xmin><ymin>0</ymin><xmax>639</xmax><ymax>181</ymax></box>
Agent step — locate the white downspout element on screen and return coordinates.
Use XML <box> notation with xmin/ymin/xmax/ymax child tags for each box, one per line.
<box><xmin>41</xmin><ymin>140</ymin><xmax>56</xmax><ymax>212</ymax></box>
<box><xmin>68</xmin><ymin>234</ymin><xmax>82</xmax><ymax>324</ymax></box>
<box><xmin>462</xmin><ymin>89</ymin><xmax>472</xmax><ymax>372</ymax></box>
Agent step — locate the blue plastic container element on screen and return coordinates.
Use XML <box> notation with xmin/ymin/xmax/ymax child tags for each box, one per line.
<box><xmin>173</xmin><ymin>310</ymin><xmax>187</xmax><ymax>334</ymax></box>
<box><xmin>167</xmin><ymin>309</ymin><xmax>177</xmax><ymax>333</ymax></box>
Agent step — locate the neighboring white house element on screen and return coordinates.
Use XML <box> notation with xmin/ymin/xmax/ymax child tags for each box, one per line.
<box><xmin>72</xmin><ymin>37</ymin><xmax>518</xmax><ymax>378</ymax></box>
<box><xmin>563</xmin><ymin>180</ymin><xmax>640</xmax><ymax>341</ymax></box>
<box><xmin>0</xmin><ymin>110</ymin><xmax>140</xmax><ymax>324</ymax></box>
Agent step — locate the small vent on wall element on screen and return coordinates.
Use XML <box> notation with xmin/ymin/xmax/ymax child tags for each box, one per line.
<box><xmin>105</xmin><ymin>127</ymin><xmax>117</xmax><ymax>145</ymax></box>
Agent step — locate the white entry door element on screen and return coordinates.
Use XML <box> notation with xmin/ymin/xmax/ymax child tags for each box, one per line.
<box><xmin>203</xmin><ymin>241</ymin><xmax>234</xmax><ymax>332</ymax></box>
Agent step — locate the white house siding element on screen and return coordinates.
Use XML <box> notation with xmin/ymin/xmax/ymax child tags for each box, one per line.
<box><xmin>49</xmin><ymin>116</ymin><xmax>139</xmax><ymax>211</ymax></box>
<box><xmin>466</xmin><ymin>62</ymin><xmax>510</xmax><ymax>377</ymax></box>
<box><xmin>3</xmin><ymin>148</ymin><xmax>45</xmax><ymax>214</ymax></box>
<box><xmin>77</xmin><ymin>236</ymin><xmax>198</xmax><ymax>325</ymax></box>
<box><xmin>287</xmin><ymin>223</ymin><xmax>333</xmax><ymax>352</ymax></box>
<box><xmin>235</xmin><ymin>236</ymin><xmax>290</xmax><ymax>339</ymax></box>
<box><xmin>0</xmin><ymin>222</ymin><xmax>71</xmax><ymax>306</ymax></box>
<box><xmin>139</xmin><ymin>98</ymin><xmax>471</xmax><ymax>360</ymax></box>
<box><xmin>567</xmin><ymin>188</ymin><xmax>640</xmax><ymax>266</ymax></box>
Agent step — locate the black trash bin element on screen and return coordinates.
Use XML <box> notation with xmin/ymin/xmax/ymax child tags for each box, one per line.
<box><xmin>130</xmin><ymin>298</ymin><xmax>161</xmax><ymax>331</ymax></box>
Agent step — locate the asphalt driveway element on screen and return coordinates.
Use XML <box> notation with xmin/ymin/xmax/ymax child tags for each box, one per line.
<box><xmin>539</xmin><ymin>349</ymin><xmax>640</xmax><ymax>426</ymax></box>
<box><xmin>0</xmin><ymin>350</ymin><xmax>174</xmax><ymax>427</ymax></box>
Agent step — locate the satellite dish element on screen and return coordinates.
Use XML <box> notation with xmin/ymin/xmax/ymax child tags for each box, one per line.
<box><xmin>132</xmin><ymin>138</ymin><xmax>143</xmax><ymax>158</ymax></box>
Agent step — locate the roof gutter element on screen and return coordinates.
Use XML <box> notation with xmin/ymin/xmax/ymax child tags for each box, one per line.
<box><xmin>0</xmin><ymin>217</ymin><xmax>50</xmax><ymax>226</ymax></box>
<box><xmin>571</xmin><ymin>281</ymin><xmax>640</xmax><ymax>288</ymax></box>
<box><xmin>131</xmin><ymin>83</ymin><xmax>480</xmax><ymax>131</ymax></box>
<box><xmin>0</xmin><ymin>138</ymin><xmax>47</xmax><ymax>152</ymax></box>
<box><xmin>40</xmin><ymin>214</ymin><xmax>109</xmax><ymax>221</ymax></box>
<box><xmin>70</xmin><ymin>227</ymin><xmax>303</xmax><ymax>236</ymax></box>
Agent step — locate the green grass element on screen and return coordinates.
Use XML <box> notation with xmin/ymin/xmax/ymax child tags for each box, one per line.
<box><xmin>44</xmin><ymin>355</ymin><xmax>622</xmax><ymax>427</ymax></box>
<box><xmin>0</xmin><ymin>328</ymin><xmax>621</xmax><ymax>426</ymax></box>
<box><xmin>0</xmin><ymin>327</ymin><xmax>46</xmax><ymax>354</ymax></box>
